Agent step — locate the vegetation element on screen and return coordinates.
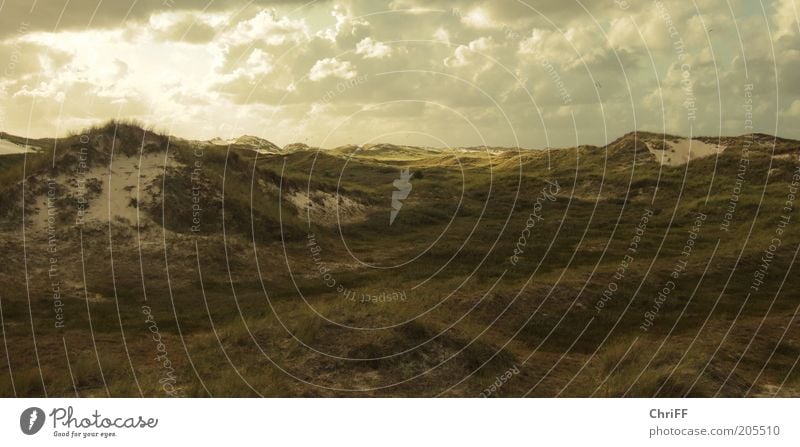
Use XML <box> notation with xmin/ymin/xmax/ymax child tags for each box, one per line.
<box><xmin>0</xmin><ymin>122</ymin><xmax>798</xmax><ymax>397</ymax></box>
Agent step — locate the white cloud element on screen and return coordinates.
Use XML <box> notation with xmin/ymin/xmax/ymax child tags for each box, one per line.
<box><xmin>316</xmin><ymin>5</ymin><xmax>369</xmax><ymax>44</ymax></box>
<box><xmin>444</xmin><ymin>37</ymin><xmax>492</xmax><ymax>68</ymax></box>
<box><xmin>308</xmin><ymin>57</ymin><xmax>357</xmax><ymax>81</ymax></box>
<box><xmin>773</xmin><ymin>0</ymin><xmax>800</xmax><ymax>38</ymax></box>
<box><xmin>227</xmin><ymin>9</ymin><xmax>308</xmax><ymax>46</ymax></box>
<box><xmin>0</xmin><ymin>0</ymin><xmax>798</xmax><ymax>147</ymax></box>
<box><xmin>460</xmin><ymin>8</ymin><xmax>495</xmax><ymax>29</ymax></box>
<box><xmin>355</xmin><ymin>37</ymin><xmax>392</xmax><ymax>59</ymax></box>
<box><xmin>433</xmin><ymin>27</ymin><xmax>450</xmax><ymax>44</ymax></box>
<box><xmin>220</xmin><ymin>48</ymin><xmax>273</xmax><ymax>82</ymax></box>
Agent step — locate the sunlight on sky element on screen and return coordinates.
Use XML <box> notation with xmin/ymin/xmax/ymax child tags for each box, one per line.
<box><xmin>0</xmin><ymin>0</ymin><xmax>796</xmax><ymax>147</ymax></box>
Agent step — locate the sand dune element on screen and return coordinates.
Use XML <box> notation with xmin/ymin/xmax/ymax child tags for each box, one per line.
<box><xmin>0</xmin><ymin>138</ymin><xmax>38</xmax><ymax>155</ymax></box>
<box><xmin>645</xmin><ymin>138</ymin><xmax>726</xmax><ymax>166</ymax></box>
<box><xmin>30</xmin><ymin>152</ymin><xmax>182</xmax><ymax>230</ymax></box>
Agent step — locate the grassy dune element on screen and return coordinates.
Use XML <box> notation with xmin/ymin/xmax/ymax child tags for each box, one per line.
<box><xmin>0</xmin><ymin>122</ymin><xmax>798</xmax><ymax>397</ymax></box>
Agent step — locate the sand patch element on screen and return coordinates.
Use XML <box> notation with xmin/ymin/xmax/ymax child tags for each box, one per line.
<box><xmin>30</xmin><ymin>153</ymin><xmax>182</xmax><ymax>230</ymax></box>
<box><xmin>645</xmin><ymin>138</ymin><xmax>726</xmax><ymax>166</ymax></box>
<box><xmin>0</xmin><ymin>139</ymin><xmax>39</xmax><ymax>155</ymax></box>
<box><xmin>772</xmin><ymin>153</ymin><xmax>798</xmax><ymax>162</ymax></box>
<box><xmin>86</xmin><ymin>152</ymin><xmax>181</xmax><ymax>223</ymax></box>
<box><xmin>286</xmin><ymin>190</ymin><xmax>367</xmax><ymax>226</ymax></box>
<box><xmin>209</xmin><ymin>136</ymin><xmax>281</xmax><ymax>154</ymax></box>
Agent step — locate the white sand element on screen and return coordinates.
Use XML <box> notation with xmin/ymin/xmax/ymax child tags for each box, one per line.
<box><xmin>31</xmin><ymin>153</ymin><xmax>182</xmax><ymax>230</ymax></box>
<box><xmin>86</xmin><ymin>153</ymin><xmax>181</xmax><ymax>223</ymax></box>
<box><xmin>286</xmin><ymin>190</ymin><xmax>367</xmax><ymax>226</ymax></box>
<box><xmin>646</xmin><ymin>138</ymin><xmax>726</xmax><ymax>166</ymax></box>
<box><xmin>210</xmin><ymin>136</ymin><xmax>280</xmax><ymax>154</ymax></box>
<box><xmin>0</xmin><ymin>139</ymin><xmax>38</xmax><ymax>155</ymax></box>
<box><xmin>210</xmin><ymin>138</ymin><xmax>237</xmax><ymax>146</ymax></box>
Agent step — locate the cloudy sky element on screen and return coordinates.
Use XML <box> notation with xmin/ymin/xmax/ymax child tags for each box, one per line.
<box><xmin>0</xmin><ymin>0</ymin><xmax>797</xmax><ymax>148</ymax></box>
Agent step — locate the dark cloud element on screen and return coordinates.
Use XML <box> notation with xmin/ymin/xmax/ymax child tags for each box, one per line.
<box><xmin>154</xmin><ymin>15</ymin><xmax>218</xmax><ymax>44</ymax></box>
<box><xmin>0</xmin><ymin>0</ymin><xmax>796</xmax><ymax>146</ymax></box>
<box><xmin>0</xmin><ymin>0</ymin><xmax>316</xmax><ymax>39</ymax></box>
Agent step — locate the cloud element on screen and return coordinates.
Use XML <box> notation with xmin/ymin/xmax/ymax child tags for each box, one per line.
<box><xmin>355</xmin><ymin>37</ymin><xmax>392</xmax><ymax>59</ymax></box>
<box><xmin>308</xmin><ymin>57</ymin><xmax>357</xmax><ymax>81</ymax></box>
<box><xmin>0</xmin><ymin>0</ymin><xmax>314</xmax><ymax>38</ymax></box>
<box><xmin>226</xmin><ymin>9</ymin><xmax>308</xmax><ymax>46</ymax></box>
<box><xmin>459</xmin><ymin>8</ymin><xmax>496</xmax><ymax>29</ymax></box>
<box><xmin>0</xmin><ymin>0</ymin><xmax>797</xmax><ymax>148</ymax></box>
<box><xmin>148</xmin><ymin>11</ymin><xmax>223</xmax><ymax>44</ymax></box>
<box><xmin>444</xmin><ymin>37</ymin><xmax>492</xmax><ymax>68</ymax></box>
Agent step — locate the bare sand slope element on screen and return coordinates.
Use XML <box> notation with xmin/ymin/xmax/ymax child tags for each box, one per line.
<box><xmin>0</xmin><ymin>138</ymin><xmax>38</xmax><ymax>155</ymax></box>
<box><xmin>645</xmin><ymin>138</ymin><xmax>726</xmax><ymax>166</ymax></box>
<box><xmin>30</xmin><ymin>152</ymin><xmax>182</xmax><ymax>230</ymax></box>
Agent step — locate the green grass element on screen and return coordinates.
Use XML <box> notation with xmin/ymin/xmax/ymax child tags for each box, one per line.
<box><xmin>0</xmin><ymin>126</ymin><xmax>798</xmax><ymax>396</ymax></box>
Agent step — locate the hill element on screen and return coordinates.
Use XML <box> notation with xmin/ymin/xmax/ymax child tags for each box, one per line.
<box><xmin>0</xmin><ymin>121</ymin><xmax>798</xmax><ymax>397</ymax></box>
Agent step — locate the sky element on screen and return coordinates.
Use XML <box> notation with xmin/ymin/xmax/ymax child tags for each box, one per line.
<box><xmin>0</xmin><ymin>0</ymin><xmax>797</xmax><ymax>148</ymax></box>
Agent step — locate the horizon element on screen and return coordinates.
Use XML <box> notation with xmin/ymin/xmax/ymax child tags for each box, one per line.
<box><xmin>0</xmin><ymin>1</ymin><xmax>797</xmax><ymax>148</ymax></box>
<box><xmin>1</xmin><ymin>119</ymin><xmax>795</xmax><ymax>151</ymax></box>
